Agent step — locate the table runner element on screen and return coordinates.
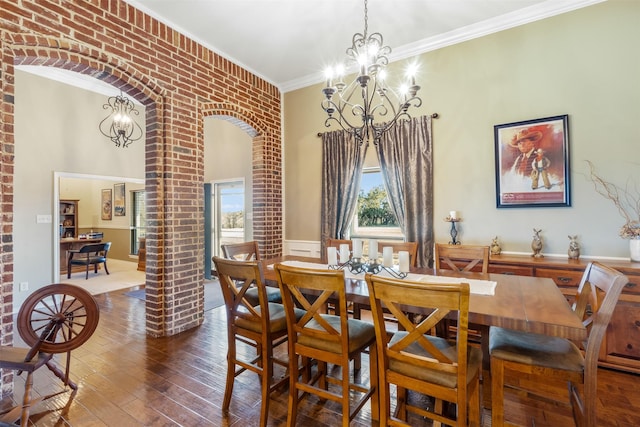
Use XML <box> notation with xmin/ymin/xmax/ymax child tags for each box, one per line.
<box><xmin>268</xmin><ymin>260</ymin><xmax>496</xmax><ymax>296</ymax></box>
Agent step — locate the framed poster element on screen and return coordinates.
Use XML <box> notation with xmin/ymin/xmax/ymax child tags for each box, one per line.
<box><xmin>114</xmin><ymin>183</ymin><xmax>126</xmax><ymax>216</ymax></box>
<box><xmin>494</xmin><ymin>114</ymin><xmax>570</xmax><ymax>208</ymax></box>
<box><xmin>101</xmin><ymin>189</ymin><xmax>112</xmax><ymax>220</ymax></box>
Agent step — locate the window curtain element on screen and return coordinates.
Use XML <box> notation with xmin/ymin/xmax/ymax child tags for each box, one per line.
<box><xmin>320</xmin><ymin>129</ymin><xmax>367</xmax><ymax>256</ymax></box>
<box><xmin>375</xmin><ymin>115</ymin><xmax>434</xmax><ymax>267</ymax></box>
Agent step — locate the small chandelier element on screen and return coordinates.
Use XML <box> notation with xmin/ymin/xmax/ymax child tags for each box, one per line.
<box><xmin>98</xmin><ymin>92</ymin><xmax>143</xmax><ymax>148</ymax></box>
<box><xmin>321</xmin><ymin>0</ymin><xmax>422</xmax><ymax>145</ymax></box>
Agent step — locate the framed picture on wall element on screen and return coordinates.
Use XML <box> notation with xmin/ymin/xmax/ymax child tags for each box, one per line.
<box><xmin>114</xmin><ymin>183</ymin><xmax>126</xmax><ymax>216</ymax></box>
<box><xmin>101</xmin><ymin>189</ymin><xmax>112</xmax><ymax>220</ymax></box>
<box><xmin>494</xmin><ymin>114</ymin><xmax>570</xmax><ymax>208</ymax></box>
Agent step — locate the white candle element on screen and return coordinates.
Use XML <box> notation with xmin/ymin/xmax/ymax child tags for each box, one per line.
<box><xmin>327</xmin><ymin>247</ymin><xmax>338</xmax><ymax>265</ymax></box>
<box><xmin>339</xmin><ymin>244</ymin><xmax>350</xmax><ymax>263</ymax></box>
<box><xmin>368</xmin><ymin>239</ymin><xmax>378</xmax><ymax>261</ymax></box>
<box><xmin>382</xmin><ymin>247</ymin><xmax>393</xmax><ymax>267</ymax></box>
<box><xmin>450</xmin><ymin>210</ymin><xmax>458</xmax><ymax>220</ymax></box>
<box><xmin>352</xmin><ymin>238</ymin><xmax>363</xmax><ymax>258</ymax></box>
<box><xmin>399</xmin><ymin>251</ymin><xmax>410</xmax><ymax>272</ymax></box>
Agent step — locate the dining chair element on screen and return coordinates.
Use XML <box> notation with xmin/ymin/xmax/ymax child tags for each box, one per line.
<box><xmin>274</xmin><ymin>263</ymin><xmax>378</xmax><ymax>427</ymax></box>
<box><xmin>67</xmin><ymin>241</ymin><xmax>111</xmax><ymax>279</ymax></box>
<box><xmin>213</xmin><ymin>256</ymin><xmax>303</xmax><ymax>427</ymax></box>
<box><xmin>220</xmin><ymin>241</ymin><xmax>281</xmax><ymax>304</ymax></box>
<box><xmin>365</xmin><ymin>273</ymin><xmax>482</xmax><ymax>426</ymax></box>
<box><xmin>490</xmin><ymin>261</ymin><xmax>628</xmax><ymax>427</ymax></box>
<box><xmin>0</xmin><ymin>284</ymin><xmax>99</xmax><ymax>426</ymax></box>
<box><xmin>434</xmin><ymin>243</ymin><xmax>489</xmax><ymax>273</ymax></box>
<box><xmin>378</xmin><ymin>241</ymin><xmax>419</xmax><ymax>267</ymax></box>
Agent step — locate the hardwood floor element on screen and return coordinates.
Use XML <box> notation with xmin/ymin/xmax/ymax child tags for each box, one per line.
<box><xmin>2</xmin><ymin>285</ymin><xmax>640</xmax><ymax>426</ymax></box>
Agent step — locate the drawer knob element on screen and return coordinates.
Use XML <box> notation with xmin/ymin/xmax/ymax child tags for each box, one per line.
<box><xmin>557</xmin><ymin>276</ymin><xmax>572</xmax><ymax>283</ymax></box>
<box><xmin>626</xmin><ymin>282</ymin><xmax>637</xmax><ymax>288</ymax></box>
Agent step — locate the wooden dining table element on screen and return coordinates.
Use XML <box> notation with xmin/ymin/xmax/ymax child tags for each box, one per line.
<box><xmin>262</xmin><ymin>255</ymin><xmax>587</xmax><ymax>414</ymax></box>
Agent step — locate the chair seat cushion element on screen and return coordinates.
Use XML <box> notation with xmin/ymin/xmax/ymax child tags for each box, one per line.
<box><xmin>387</xmin><ymin>331</ymin><xmax>482</xmax><ymax>388</ymax></box>
<box><xmin>70</xmin><ymin>256</ymin><xmax>106</xmax><ymax>265</ymax></box>
<box><xmin>235</xmin><ymin>303</ymin><xmax>304</xmax><ymax>334</ymax></box>
<box><xmin>244</xmin><ymin>286</ymin><xmax>282</xmax><ymax>306</ymax></box>
<box><xmin>489</xmin><ymin>326</ymin><xmax>584</xmax><ymax>372</ymax></box>
<box><xmin>298</xmin><ymin>314</ymin><xmax>375</xmax><ymax>354</ymax></box>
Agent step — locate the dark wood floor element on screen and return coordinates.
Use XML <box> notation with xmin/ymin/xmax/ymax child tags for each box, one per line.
<box><xmin>2</xmin><ymin>284</ymin><xmax>640</xmax><ymax>426</ymax></box>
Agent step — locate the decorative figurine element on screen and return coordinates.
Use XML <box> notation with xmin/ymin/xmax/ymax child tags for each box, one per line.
<box><xmin>568</xmin><ymin>235</ymin><xmax>580</xmax><ymax>259</ymax></box>
<box><xmin>490</xmin><ymin>236</ymin><xmax>502</xmax><ymax>255</ymax></box>
<box><xmin>531</xmin><ymin>228</ymin><xmax>544</xmax><ymax>258</ymax></box>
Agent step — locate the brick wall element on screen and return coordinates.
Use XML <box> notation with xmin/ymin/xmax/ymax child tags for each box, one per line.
<box><xmin>0</xmin><ymin>0</ymin><xmax>282</xmax><ymax>394</ymax></box>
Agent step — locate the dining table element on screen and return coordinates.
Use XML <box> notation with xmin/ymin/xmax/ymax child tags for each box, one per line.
<box><xmin>261</xmin><ymin>255</ymin><xmax>587</xmax><ymax>414</ymax></box>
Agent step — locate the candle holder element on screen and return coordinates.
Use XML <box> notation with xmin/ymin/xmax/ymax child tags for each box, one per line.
<box><xmin>445</xmin><ymin>216</ymin><xmax>461</xmax><ymax>245</ymax></box>
<box><xmin>328</xmin><ymin>256</ymin><xmax>408</xmax><ymax>279</ymax></box>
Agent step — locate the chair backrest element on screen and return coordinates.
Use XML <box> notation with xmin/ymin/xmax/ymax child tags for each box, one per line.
<box><xmin>434</xmin><ymin>243</ymin><xmax>489</xmax><ymax>273</ymax></box>
<box><xmin>221</xmin><ymin>241</ymin><xmax>261</xmax><ymax>261</ymax></box>
<box><xmin>325</xmin><ymin>238</ymin><xmax>352</xmax><ymax>250</ymax></box>
<box><xmin>365</xmin><ymin>273</ymin><xmax>471</xmax><ymax>398</ymax></box>
<box><xmin>79</xmin><ymin>242</ymin><xmax>110</xmax><ymax>254</ymax></box>
<box><xmin>378</xmin><ymin>241</ymin><xmax>419</xmax><ymax>267</ymax></box>
<box><xmin>213</xmin><ymin>256</ymin><xmax>271</xmax><ymax>330</ymax></box>
<box><xmin>570</xmin><ymin>261</ymin><xmax>627</xmax><ymax>426</ymax></box>
<box><xmin>274</xmin><ymin>263</ymin><xmax>349</xmax><ymax>355</ymax></box>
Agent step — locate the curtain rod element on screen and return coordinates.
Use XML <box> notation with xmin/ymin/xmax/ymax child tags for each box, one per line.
<box><xmin>316</xmin><ymin>113</ymin><xmax>439</xmax><ymax>137</ymax></box>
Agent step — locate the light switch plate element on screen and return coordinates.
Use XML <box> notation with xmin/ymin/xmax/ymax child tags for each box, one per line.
<box><xmin>37</xmin><ymin>214</ymin><xmax>52</xmax><ymax>223</ymax></box>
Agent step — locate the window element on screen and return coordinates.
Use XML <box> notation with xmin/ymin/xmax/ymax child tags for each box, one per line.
<box><xmin>351</xmin><ymin>168</ymin><xmax>402</xmax><ymax>239</ymax></box>
<box><xmin>130</xmin><ymin>190</ymin><xmax>146</xmax><ymax>255</ymax></box>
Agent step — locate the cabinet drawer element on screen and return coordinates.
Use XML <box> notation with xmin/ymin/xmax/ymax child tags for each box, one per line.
<box><xmin>488</xmin><ymin>265</ymin><xmax>534</xmax><ymax>276</ymax></box>
<box><xmin>623</xmin><ymin>276</ymin><xmax>640</xmax><ymax>296</ymax></box>
<box><xmin>536</xmin><ymin>268</ymin><xmax>583</xmax><ymax>287</ymax></box>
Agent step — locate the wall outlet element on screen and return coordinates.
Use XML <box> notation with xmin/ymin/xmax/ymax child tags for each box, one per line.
<box><xmin>19</xmin><ymin>282</ymin><xmax>28</xmax><ymax>292</ymax></box>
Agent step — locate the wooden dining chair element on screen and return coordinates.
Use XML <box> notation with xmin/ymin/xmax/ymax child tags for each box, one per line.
<box><xmin>0</xmin><ymin>284</ymin><xmax>99</xmax><ymax>426</ymax></box>
<box><xmin>213</xmin><ymin>256</ymin><xmax>303</xmax><ymax>427</ymax></box>
<box><xmin>220</xmin><ymin>241</ymin><xmax>281</xmax><ymax>304</ymax></box>
<box><xmin>434</xmin><ymin>243</ymin><xmax>489</xmax><ymax>273</ymax></box>
<box><xmin>378</xmin><ymin>241</ymin><xmax>419</xmax><ymax>267</ymax></box>
<box><xmin>221</xmin><ymin>240</ymin><xmax>261</xmax><ymax>261</ymax></box>
<box><xmin>433</xmin><ymin>243</ymin><xmax>490</xmax><ymax>341</ymax></box>
<box><xmin>490</xmin><ymin>262</ymin><xmax>628</xmax><ymax>427</ymax></box>
<box><xmin>365</xmin><ymin>273</ymin><xmax>482</xmax><ymax>426</ymax></box>
<box><xmin>325</xmin><ymin>238</ymin><xmax>353</xmax><ymax>251</ymax></box>
<box><xmin>274</xmin><ymin>263</ymin><xmax>378</xmax><ymax>427</ymax></box>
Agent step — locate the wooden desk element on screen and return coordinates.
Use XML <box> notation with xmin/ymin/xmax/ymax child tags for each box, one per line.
<box><xmin>262</xmin><ymin>255</ymin><xmax>586</xmax><ymax>342</ymax></box>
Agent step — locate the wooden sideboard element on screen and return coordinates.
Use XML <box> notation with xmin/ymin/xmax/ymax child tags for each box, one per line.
<box><xmin>488</xmin><ymin>254</ymin><xmax>640</xmax><ymax>374</ymax></box>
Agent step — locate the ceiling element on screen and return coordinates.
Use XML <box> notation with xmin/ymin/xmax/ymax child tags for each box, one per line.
<box><xmin>19</xmin><ymin>0</ymin><xmax>603</xmax><ymax>96</ymax></box>
<box><xmin>123</xmin><ymin>0</ymin><xmax>603</xmax><ymax>92</ymax></box>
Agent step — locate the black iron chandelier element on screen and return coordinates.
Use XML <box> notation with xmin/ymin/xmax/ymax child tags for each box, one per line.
<box><xmin>321</xmin><ymin>0</ymin><xmax>422</xmax><ymax>145</ymax></box>
<box><xmin>98</xmin><ymin>92</ymin><xmax>143</xmax><ymax>148</ymax></box>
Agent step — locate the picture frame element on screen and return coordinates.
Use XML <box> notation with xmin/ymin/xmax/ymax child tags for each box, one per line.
<box><xmin>494</xmin><ymin>114</ymin><xmax>570</xmax><ymax>208</ymax></box>
<box><xmin>114</xmin><ymin>183</ymin><xmax>126</xmax><ymax>216</ymax></box>
<box><xmin>101</xmin><ymin>189</ymin><xmax>112</xmax><ymax>220</ymax></box>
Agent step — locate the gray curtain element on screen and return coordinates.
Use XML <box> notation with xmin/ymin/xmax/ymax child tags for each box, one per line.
<box><xmin>375</xmin><ymin>115</ymin><xmax>434</xmax><ymax>267</ymax></box>
<box><xmin>320</xmin><ymin>129</ymin><xmax>367</xmax><ymax>255</ymax></box>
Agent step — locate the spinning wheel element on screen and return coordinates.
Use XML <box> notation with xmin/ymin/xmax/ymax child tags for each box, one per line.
<box><xmin>17</xmin><ymin>283</ymin><xmax>99</xmax><ymax>353</ymax></box>
<box><xmin>0</xmin><ymin>284</ymin><xmax>100</xmax><ymax>425</ymax></box>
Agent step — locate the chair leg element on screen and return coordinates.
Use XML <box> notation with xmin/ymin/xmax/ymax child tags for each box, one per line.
<box><xmin>85</xmin><ymin>264</ymin><xmax>89</xmax><ymax>280</ymax></box>
<box><xmin>103</xmin><ymin>261</ymin><xmax>110</xmax><ymax>275</ymax></box>
<box><xmin>259</xmin><ymin>345</ymin><xmax>272</xmax><ymax>427</ymax></box>
<box><xmin>369</xmin><ymin>344</ymin><xmax>379</xmax><ymax>422</ymax></box>
<box><xmin>223</xmin><ymin>335</ymin><xmax>236</xmax><ymax>411</ymax></box>
<box><xmin>491</xmin><ymin>356</ymin><xmax>505</xmax><ymax>427</ymax></box>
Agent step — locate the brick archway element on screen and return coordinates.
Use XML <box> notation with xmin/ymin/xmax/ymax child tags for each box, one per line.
<box><xmin>202</xmin><ymin>103</ymin><xmax>283</xmax><ymax>259</ymax></box>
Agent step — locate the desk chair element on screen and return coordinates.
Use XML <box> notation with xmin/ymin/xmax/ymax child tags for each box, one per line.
<box><xmin>213</xmin><ymin>256</ymin><xmax>303</xmax><ymax>427</ymax></box>
<box><xmin>365</xmin><ymin>273</ymin><xmax>481</xmax><ymax>426</ymax></box>
<box><xmin>490</xmin><ymin>262</ymin><xmax>628</xmax><ymax>427</ymax></box>
<box><xmin>0</xmin><ymin>284</ymin><xmax>99</xmax><ymax>425</ymax></box>
<box><xmin>67</xmin><ymin>242</ymin><xmax>111</xmax><ymax>279</ymax></box>
<box><xmin>274</xmin><ymin>263</ymin><xmax>378</xmax><ymax>427</ymax></box>
<box><xmin>220</xmin><ymin>241</ymin><xmax>281</xmax><ymax>304</ymax></box>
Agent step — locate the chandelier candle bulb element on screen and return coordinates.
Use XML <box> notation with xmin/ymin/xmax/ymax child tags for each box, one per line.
<box><xmin>399</xmin><ymin>251</ymin><xmax>410</xmax><ymax>273</ymax></box>
<box><xmin>368</xmin><ymin>239</ymin><xmax>378</xmax><ymax>260</ymax></box>
<box><xmin>382</xmin><ymin>247</ymin><xmax>393</xmax><ymax>267</ymax></box>
<box><xmin>339</xmin><ymin>244</ymin><xmax>350</xmax><ymax>263</ymax></box>
<box><xmin>352</xmin><ymin>238</ymin><xmax>363</xmax><ymax>258</ymax></box>
<box><xmin>327</xmin><ymin>247</ymin><xmax>338</xmax><ymax>266</ymax></box>
<box><xmin>450</xmin><ymin>211</ymin><xmax>458</xmax><ymax>220</ymax></box>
